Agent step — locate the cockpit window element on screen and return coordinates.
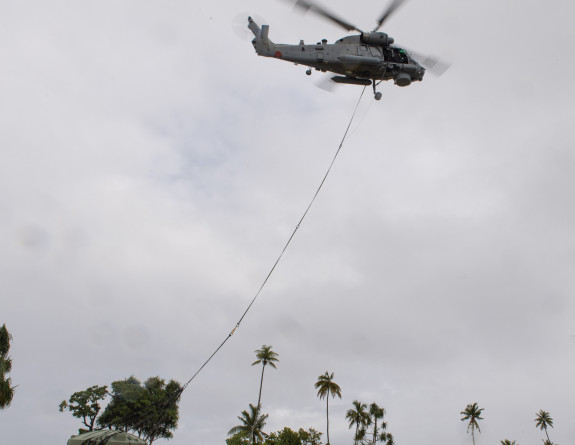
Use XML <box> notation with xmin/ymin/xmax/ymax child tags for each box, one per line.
<box><xmin>384</xmin><ymin>48</ymin><xmax>409</xmax><ymax>64</ymax></box>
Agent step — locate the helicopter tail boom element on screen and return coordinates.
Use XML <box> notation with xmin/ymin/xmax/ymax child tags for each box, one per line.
<box><xmin>248</xmin><ymin>17</ymin><xmax>277</xmax><ymax>57</ymax></box>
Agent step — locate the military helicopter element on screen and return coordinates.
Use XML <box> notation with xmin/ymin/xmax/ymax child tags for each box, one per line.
<box><xmin>248</xmin><ymin>0</ymin><xmax>446</xmax><ymax>100</ymax></box>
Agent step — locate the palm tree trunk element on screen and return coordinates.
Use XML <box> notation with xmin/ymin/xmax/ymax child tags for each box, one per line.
<box><xmin>326</xmin><ymin>396</ymin><xmax>330</xmax><ymax>445</ymax></box>
<box><xmin>472</xmin><ymin>429</ymin><xmax>475</xmax><ymax>445</ymax></box>
<box><xmin>544</xmin><ymin>427</ymin><xmax>550</xmax><ymax>443</ymax></box>
<box><xmin>257</xmin><ymin>364</ymin><xmax>266</xmax><ymax>409</ymax></box>
<box><xmin>252</xmin><ymin>364</ymin><xmax>266</xmax><ymax>444</ymax></box>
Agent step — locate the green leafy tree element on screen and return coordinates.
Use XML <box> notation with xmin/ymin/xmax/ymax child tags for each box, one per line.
<box><xmin>346</xmin><ymin>400</ymin><xmax>370</xmax><ymax>444</ymax></box>
<box><xmin>315</xmin><ymin>372</ymin><xmax>341</xmax><ymax>445</ymax></box>
<box><xmin>251</xmin><ymin>345</ymin><xmax>279</xmax><ymax>443</ymax></box>
<box><xmin>228</xmin><ymin>403</ymin><xmax>269</xmax><ymax>444</ymax></box>
<box><xmin>227</xmin><ymin>433</ymin><xmax>251</xmax><ymax>445</ymax></box>
<box><xmin>97</xmin><ymin>376</ymin><xmax>182</xmax><ymax>445</ymax></box>
<box><xmin>265</xmin><ymin>427</ymin><xmax>301</xmax><ymax>445</ymax></box>
<box><xmin>535</xmin><ymin>410</ymin><xmax>554</xmax><ymax>444</ymax></box>
<box><xmin>138</xmin><ymin>377</ymin><xmax>182</xmax><ymax>444</ymax></box>
<box><xmin>264</xmin><ymin>427</ymin><xmax>322</xmax><ymax>445</ymax></box>
<box><xmin>0</xmin><ymin>324</ymin><xmax>16</xmax><ymax>409</ymax></box>
<box><xmin>460</xmin><ymin>403</ymin><xmax>484</xmax><ymax>445</ymax></box>
<box><xmin>297</xmin><ymin>428</ymin><xmax>323</xmax><ymax>445</ymax></box>
<box><xmin>59</xmin><ymin>385</ymin><xmax>108</xmax><ymax>433</ymax></box>
<box><xmin>500</xmin><ymin>440</ymin><xmax>517</xmax><ymax>445</ymax></box>
<box><xmin>98</xmin><ymin>376</ymin><xmax>145</xmax><ymax>433</ymax></box>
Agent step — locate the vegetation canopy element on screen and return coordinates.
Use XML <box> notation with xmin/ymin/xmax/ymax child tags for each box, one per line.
<box><xmin>460</xmin><ymin>402</ymin><xmax>484</xmax><ymax>445</ymax></box>
<box><xmin>534</xmin><ymin>410</ymin><xmax>554</xmax><ymax>443</ymax></box>
<box><xmin>227</xmin><ymin>403</ymin><xmax>269</xmax><ymax>444</ymax></box>
<box><xmin>251</xmin><ymin>345</ymin><xmax>279</xmax><ymax>444</ymax></box>
<box><xmin>60</xmin><ymin>375</ymin><xmax>182</xmax><ymax>445</ymax></box>
<box><xmin>346</xmin><ymin>400</ymin><xmax>370</xmax><ymax>444</ymax></box>
<box><xmin>225</xmin><ymin>345</ymin><xmax>558</xmax><ymax>445</ymax></box>
<box><xmin>98</xmin><ymin>376</ymin><xmax>182</xmax><ymax>445</ymax></box>
<box><xmin>0</xmin><ymin>324</ymin><xmax>16</xmax><ymax>409</ymax></box>
<box><xmin>59</xmin><ymin>385</ymin><xmax>108</xmax><ymax>433</ymax></box>
<box><xmin>315</xmin><ymin>371</ymin><xmax>341</xmax><ymax>445</ymax></box>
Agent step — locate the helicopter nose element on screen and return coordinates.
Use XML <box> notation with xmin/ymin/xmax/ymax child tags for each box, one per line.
<box><xmin>418</xmin><ymin>66</ymin><xmax>426</xmax><ymax>80</ymax></box>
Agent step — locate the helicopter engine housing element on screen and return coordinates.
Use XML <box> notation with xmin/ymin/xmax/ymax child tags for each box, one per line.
<box><xmin>360</xmin><ymin>32</ymin><xmax>394</xmax><ymax>47</ymax></box>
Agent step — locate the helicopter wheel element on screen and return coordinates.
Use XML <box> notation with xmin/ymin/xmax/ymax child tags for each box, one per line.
<box><xmin>374</xmin><ymin>92</ymin><xmax>382</xmax><ymax>101</ymax></box>
<box><xmin>306</xmin><ymin>68</ymin><xmax>312</xmax><ymax>76</ymax></box>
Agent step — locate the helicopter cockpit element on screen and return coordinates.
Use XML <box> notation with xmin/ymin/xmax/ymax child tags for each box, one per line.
<box><xmin>384</xmin><ymin>47</ymin><xmax>409</xmax><ymax>64</ymax></box>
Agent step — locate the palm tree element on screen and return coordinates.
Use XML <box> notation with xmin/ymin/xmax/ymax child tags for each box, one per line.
<box><xmin>251</xmin><ymin>345</ymin><xmax>278</xmax><ymax>444</ymax></box>
<box><xmin>228</xmin><ymin>404</ymin><xmax>269</xmax><ymax>444</ymax></box>
<box><xmin>460</xmin><ymin>402</ymin><xmax>484</xmax><ymax>445</ymax></box>
<box><xmin>500</xmin><ymin>440</ymin><xmax>517</xmax><ymax>445</ymax></box>
<box><xmin>315</xmin><ymin>371</ymin><xmax>342</xmax><ymax>445</ymax></box>
<box><xmin>346</xmin><ymin>400</ymin><xmax>371</xmax><ymax>444</ymax></box>
<box><xmin>368</xmin><ymin>402</ymin><xmax>386</xmax><ymax>445</ymax></box>
<box><xmin>252</xmin><ymin>346</ymin><xmax>279</xmax><ymax>409</ymax></box>
<box><xmin>535</xmin><ymin>410</ymin><xmax>554</xmax><ymax>443</ymax></box>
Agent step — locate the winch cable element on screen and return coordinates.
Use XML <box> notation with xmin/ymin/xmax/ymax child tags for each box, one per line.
<box><xmin>88</xmin><ymin>87</ymin><xmax>369</xmax><ymax>444</ymax></box>
<box><xmin>187</xmin><ymin>86</ymin><xmax>368</xmax><ymax>388</ymax></box>
<box><xmin>182</xmin><ymin>85</ymin><xmax>368</xmax><ymax>391</ymax></box>
<box><xmin>347</xmin><ymin>96</ymin><xmax>374</xmax><ymax>141</ymax></box>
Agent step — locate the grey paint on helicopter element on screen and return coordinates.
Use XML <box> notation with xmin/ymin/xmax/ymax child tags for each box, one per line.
<box><xmin>248</xmin><ymin>16</ymin><xmax>424</xmax><ymax>96</ymax></box>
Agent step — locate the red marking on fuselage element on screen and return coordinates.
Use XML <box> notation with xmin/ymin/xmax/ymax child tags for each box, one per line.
<box><xmin>274</xmin><ymin>51</ymin><xmax>283</xmax><ymax>58</ymax></box>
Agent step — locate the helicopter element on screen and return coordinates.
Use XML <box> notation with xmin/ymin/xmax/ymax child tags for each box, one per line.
<box><xmin>248</xmin><ymin>0</ymin><xmax>446</xmax><ymax>100</ymax></box>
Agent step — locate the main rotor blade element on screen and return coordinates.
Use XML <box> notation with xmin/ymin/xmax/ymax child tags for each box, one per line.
<box><xmin>407</xmin><ymin>49</ymin><xmax>451</xmax><ymax>76</ymax></box>
<box><xmin>289</xmin><ymin>0</ymin><xmax>362</xmax><ymax>32</ymax></box>
<box><xmin>420</xmin><ymin>56</ymin><xmax>450</xmax><ymax>76</ymax></box>
<box><xmin>373</xmin><ymin>0</ymin><xmax>408</xmax><ymax>32</ymax></box>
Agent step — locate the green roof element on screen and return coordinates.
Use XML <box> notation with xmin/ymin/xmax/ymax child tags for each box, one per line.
<box><xmin>67</xmin><ymin>430</ymin><xmax>147</xmax><ymax>445</ymax></box>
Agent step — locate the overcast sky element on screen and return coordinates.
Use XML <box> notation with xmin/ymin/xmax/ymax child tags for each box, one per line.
<box><xmin>2</xmin><ymin>0</ymin><xmax>575</xmax><ymax>444</ymax></box>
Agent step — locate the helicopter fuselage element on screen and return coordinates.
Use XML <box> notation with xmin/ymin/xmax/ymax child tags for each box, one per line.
<box><xmin>248</xmin><ymin>17</ymin><xmax>425</xmax><ymax>87</ymax></box>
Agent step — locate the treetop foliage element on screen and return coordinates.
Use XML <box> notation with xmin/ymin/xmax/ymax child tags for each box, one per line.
<box><xmin>60</xmin><ymin>376</ymin><xmax>182</xmax><ymax>445</ymax></box>
<box><xmin>59</xmin><ymin>385</ymin><xmax>108</xmax><ymax>433</ymax></box>
<box><xmin>265</xmin><ymin>427</ymin><xmax>322</xmax><ymax>445</ymax></box>
<box><xmin>0</xmin><ymin>324</ymin><xmax>15</xmax><ymax>409</ymax></box>
<box><xmin>314</xmin><ymin>372</ymin><xmax>341</xmax><ymax>400</ymax></box>
<box><xmin>227</xmin><ymin>403</ymin><xmax>269</xmax><ymax>443</ymax></box>
<box><xmin>227</xmin><ymin>427</ymin><xmax>322</xmax><ymax>445</ymax></box>
<box><xmin>0</xmin><ymin>325</ymin><xmax>11</xmax><ymax>357</ymax></box>
<box><xmin>98</xmin><ymin>376</ymin><xmax>182</xmax><ymax>445</ymax></box>
<box><xmin>252</xmin><ymin>345</ymin><xmax>280</xmax><ymax>369</ymax></box>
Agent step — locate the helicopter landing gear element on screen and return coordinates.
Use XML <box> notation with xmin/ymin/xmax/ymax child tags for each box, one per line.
<box><xmin>306</xmin><ymin>68</ymin><xmax>312</xmax><ymax>76</ymax></box>
<box><xmin>372</xmin><ymin>78</ymin><xmax>383</xmax><ymax>100</ymax></box>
